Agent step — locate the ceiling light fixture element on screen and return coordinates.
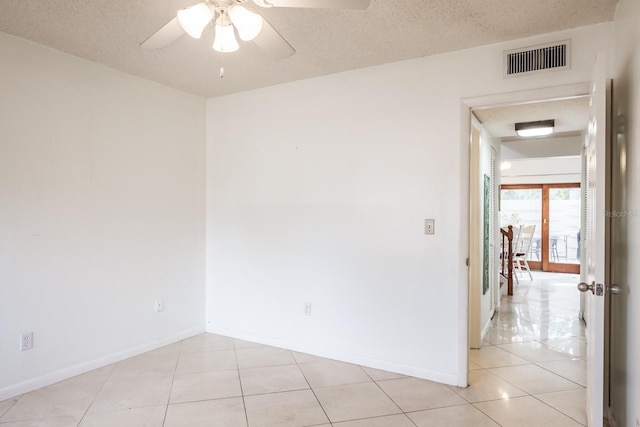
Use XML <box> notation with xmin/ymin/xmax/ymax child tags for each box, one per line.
<box><xmin>176</xmin><ymin>2</ymin><xmax>264</xmax><ymax>53</ymax></box>
<box><xmin>229</xmin><ymin>5</ymin><xmax>264</xmax><ymax>41</ymax></box>
<box><xmin>177</xmin><ymin>3</ymin><xmax>213</xmax><ymax>39</ymax></box>
<box><xmin>141</xmin><ymin>0</ymin><xmax>371</xmax><ymax>60</ymax></box>
<box><xmin>213</xmin><ymin>11</ymin><xmax>240</xmax><ymax>53</ymax></box>
<box><xmin>515</xmin><ymin>119</ymin><xmax>555</xmax><ymax>137</ymax></box>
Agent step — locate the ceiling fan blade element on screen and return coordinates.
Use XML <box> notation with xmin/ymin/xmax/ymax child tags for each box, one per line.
<box><xmin>140</xmin><ymin>17</ymin><xmax>185</xmax><ymax>49</ymax></box>
<box><xmin>261</xmin><ymin>0</ymin><xmax>369</xmax><ymax>9</ymax></box>
<box><xmin>252</xmin><ymin>18</ymin><xmax>295</xmax><ymax>60</ymax></box>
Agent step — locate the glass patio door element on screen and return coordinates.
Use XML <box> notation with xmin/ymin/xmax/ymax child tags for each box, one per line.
<box><xmin>500</xmin><ymin>183</ymin><xmax>580</xmax><ymax>274</ymax></box>
<box><xmin>499</xmin><ymin>186</ymin><xmax>543</xmax><ymax>271</ymax></box>
<box><xmin>544</xmin><ymin>184</ymin><xmax>580</xmax><ymax>273</ymax></box>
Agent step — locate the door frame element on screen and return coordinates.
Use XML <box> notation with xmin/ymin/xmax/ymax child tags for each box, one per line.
<box><xmin>468</xmin><ymin>117</ymin><xmax>500</xmax><ymax>350</ymax></box>
<box><xmin>461</xmin><ymin>81</ymin><xmax>593</xmax><ymax>388</ymax></box>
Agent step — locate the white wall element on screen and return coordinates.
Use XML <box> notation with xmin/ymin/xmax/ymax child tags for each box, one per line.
<box><xmin>501</xmin><ymin>155</ymin><xmax>582</xmax><ymax>184</ymax></box>
<box><xmin>500</xmin><ymin>132</ymin><xmax>583</xmax><ymax>185</ymax></box>
<box><xmin>206</xmin><ymin>23</ymin><xmax>612</xmax><ymax>386</ymax></box>
<box><xmin>611</xmin><ymin>0</ymin><xmax>640</xmax><ymax>425</ymax></box>
<box><xmin>0</xmin><ymin>33</ymin><xmax>206</xmax><ymax>399</ymax></box>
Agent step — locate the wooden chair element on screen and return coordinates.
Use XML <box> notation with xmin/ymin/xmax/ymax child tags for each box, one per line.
<box><xmin>513</xmin><ymin>225</ymin><xmax>536</xmax><ymax>282</ymax></box>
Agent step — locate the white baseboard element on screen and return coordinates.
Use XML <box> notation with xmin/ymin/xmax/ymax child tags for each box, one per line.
<box><xmin>480</xmin><ymin>316</ymin><xmax>493</xmax><ymax>344</ymax></box>
<box><xmin>206</xmin><ymin>325</ymin><xmax>460</xmax><ymax>387</ymax></box>
<box><xmin>0</xmin><ymin>327</ymin><xmax>205</xmax><ymax>401</ymax></box>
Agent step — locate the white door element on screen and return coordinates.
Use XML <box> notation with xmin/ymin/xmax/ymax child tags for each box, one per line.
<box><xmin>579</xmin><ymin>51</ymin><xmax>610</xmax><ymax>427</ymax></box>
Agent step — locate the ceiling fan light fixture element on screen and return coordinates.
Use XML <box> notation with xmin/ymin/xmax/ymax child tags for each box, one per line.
<box><xmin>177</xmin><ymin>3</ymin><xmax>213</xmax><ymax>39</ymax></box>
<box><xmin>515</xmin><ymin>119</ymin><xmax>555</xmax><ymax>137</ymax></box>
<box><xmin>213</xmin><ymin>17</ymin><xmax>240</xmax><ymax>52</ymax></box>
<box><xmin>229</xmin><ymin>5</ymin><xmax>264</xmax><ymax>41</ymax></box>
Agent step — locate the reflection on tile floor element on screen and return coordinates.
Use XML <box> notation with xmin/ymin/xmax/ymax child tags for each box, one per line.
<box><xmin>471</xmin><ymin>271</ymin><xmax>587</xmax><ymax>426</ymax></box>
<box><xmin>0</xmin><ymin>272</ymin><xmax>586</xmax><ymax>426</ymax></box>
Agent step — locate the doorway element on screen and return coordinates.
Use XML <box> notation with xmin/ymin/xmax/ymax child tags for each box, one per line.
<box><xmin>464</xmin><ymin>81</ymin><xmax>604</xmax><ymax>424</ymax></box>
<box><xmin>467</xmin><ymin>88</ymin><xmax>587</xmax><ymax>321</ymax></box>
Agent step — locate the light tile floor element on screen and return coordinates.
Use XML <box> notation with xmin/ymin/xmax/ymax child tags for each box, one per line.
<box><xmin>0</xmin><ymin>272</ymin><xmax>586</xmax><ymax>426</ymax></box>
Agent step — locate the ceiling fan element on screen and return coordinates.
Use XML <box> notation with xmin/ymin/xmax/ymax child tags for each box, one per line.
<box><xmin>141</xmin><ymin>0</ymin><xmax>371</xmax><ymax>60</ymax></box>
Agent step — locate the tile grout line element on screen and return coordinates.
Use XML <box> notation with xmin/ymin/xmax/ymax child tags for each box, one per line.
<box><xmin>0</xmin><ymin>395</ymin><xmax>22</xmax><ymax>422</ymax></box>
<box><xmin>470</xmin><ymin>398</ymin><xmax>516</xmax><ymax>427</ymax></box>
<box><xmin>233</xmin><ymin>339</ymin><xmax>251</xmax><ymax>427</ymax></box>
<box><xmin>161</xmin><ymin>342</ymin><xmax>184</xmax><ymax>427</ymax></box>
<box><xmin>361</xmin><ymin>368</ymin><xmax>419</xmax><ymax>427</ymax></box>
<box><xmin>295</xmin><ymin>353</ymin><xmax>333</xmax><ymax>426</ymax></box>
<box><xmin>458</xmin><ymin>367</ymin><xmax>530</xmax><ymax>402</ymax></box>
<box><xmin>485</xmin><ymin>340</ymin><xmax>585</xmax><ymax>383</ymax></box>
<box><xmin>368</xmin><ymin>378</ymin><xmax>418</xmax><ymax>427</ymax></box>
<box><xmin>532</xmin><ymin>361</ymin><xmax>587</xmax><ymax>389</ymax></box>
<box><xmin>483</xmin><ymin>360</ymin><xmax>584</xmax><ymax>397</ymax></box>
<box><xmin>75</xmin><ymin>361</ymin><xmax>116</xmax><ymax>427</ymax></box>
<box><xmin>529</xmin><ymin>392</ymin><xmax>588</xmax><ymax>426</ymax></box>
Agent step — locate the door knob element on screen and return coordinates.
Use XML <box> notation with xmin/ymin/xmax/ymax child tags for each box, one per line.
<box><xmin>577</xmin><ymin>282</ymin><xmax>595</xmax><ymax>293</ymax></box>
<box><xmin>578</xmin><ymin>282</ymin><xmax>618</xmax><ymax>296</ymax></box>
<box><xmin>609</xmin><ymin>284</ymin><xmax>621</xmax><ymax>295</ymax></box>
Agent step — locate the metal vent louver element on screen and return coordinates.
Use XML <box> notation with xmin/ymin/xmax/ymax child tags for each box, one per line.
<box><xmin>504</xmin><ymin>40</ymin><xmax>570</xmax><ymax>78</ymax></box>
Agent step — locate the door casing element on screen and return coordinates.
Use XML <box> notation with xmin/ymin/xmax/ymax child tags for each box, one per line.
<box><xmin>462</xmin><ymin>81</ymin><xmax>610</xmax><ymax>422</ymax></box>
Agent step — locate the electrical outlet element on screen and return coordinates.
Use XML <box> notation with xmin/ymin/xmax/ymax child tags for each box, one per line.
<box><xmin>20</xmin><ymin>332</ymin><xmax>33</xmax><ymax>351</ymax></box>
<box><xmin>304</xmin><ymin>302</ymin><xmax>312</xmax><ymax>316</ymax></box>
<box><xmin>155</xmin><ymin>298</ymin><xmax>164</xmax><ymax>313</ymax></box>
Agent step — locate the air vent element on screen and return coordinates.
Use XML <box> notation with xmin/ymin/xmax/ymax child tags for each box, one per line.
<box><xmin>504</xmin><ymin>40</ymin><xmax>570</xmax><ymax>78</ymax></box>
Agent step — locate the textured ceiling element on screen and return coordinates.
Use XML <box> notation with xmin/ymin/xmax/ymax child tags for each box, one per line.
<box><xmin>0</xmin><ymin>0</ymin><xmax>617</xmax><ymax>98</ymax></box>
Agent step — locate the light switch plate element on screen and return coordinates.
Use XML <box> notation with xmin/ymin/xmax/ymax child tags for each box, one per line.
<box><xmin>425</xmin><ymin>219</ymin><xmax>435</xmax><ymax>235</ymax></box>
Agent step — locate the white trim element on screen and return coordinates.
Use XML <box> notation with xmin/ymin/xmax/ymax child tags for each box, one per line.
<box><xmin>481</xmin><ymin>317</ymin><xmax>493</xmax><ymax>343</ymax></box>
<box><xmin>465</xmin><ymin>82</ymin><xmax>591</xmax><ymax>110</ymax></box>
<box><xmin>468</xmin><ymin>120</ymin><xmax>482</xmax><ymax>349</ymax></box>
<box><xmin>458</xmin><ymin>101</ymin><xmax>471</xmax><ymax>388</ymax></box>
<box><xmin>0</xmin><ymin>327</ymin><xmax>205</xmax><ymax>401</ymax></box>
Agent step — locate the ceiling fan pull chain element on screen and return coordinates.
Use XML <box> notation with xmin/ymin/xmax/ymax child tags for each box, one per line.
<box><xmin>211</xmin><ymin>18</ymin><xmax>224</xmax><ymax>79</ymax></box>
<box><xmin>219</xmin><ymin>47</ymin><xmax>225</xmax><ymax>78</ymax></box>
